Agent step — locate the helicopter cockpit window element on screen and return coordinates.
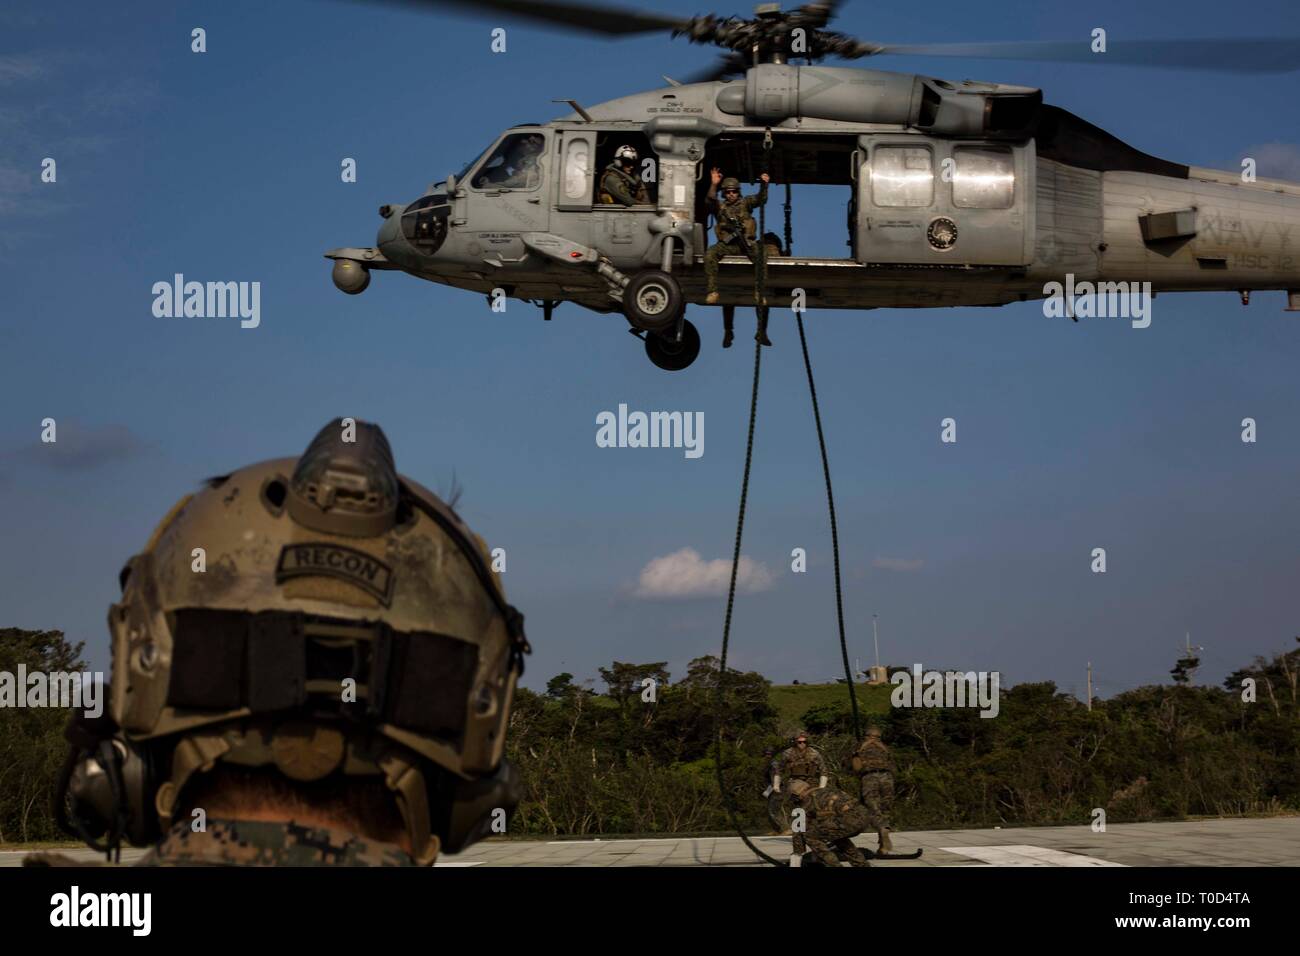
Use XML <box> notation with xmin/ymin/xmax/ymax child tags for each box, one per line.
<box><xmin>871</xmin><ymin>146</ymin><xmax>934</xmax><ymax>208</ymax></box>
<box><xmin>562</xmin><ymin>138</ymin><xmax>591</xmax><ymax>201</ymax></box>
<box><xmin>454</xmin><ymin>148</ymin><xmax>489</xmax><ymax>185</ymax></box>
<box><xmin>952</xmin><ymin>146</ymin><xmax>1015</xmax><ymax>209</ymax></box>
<box><xmin>470</xmin><ymin>132</ymin><xmax>546</xmax><ymax>191</ymax></box>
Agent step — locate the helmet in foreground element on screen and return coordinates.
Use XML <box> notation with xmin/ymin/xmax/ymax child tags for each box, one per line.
<box><xmin>58</xmin><ymin>418</ymin><xmax>529</xmax><ymax>864</ymax></box>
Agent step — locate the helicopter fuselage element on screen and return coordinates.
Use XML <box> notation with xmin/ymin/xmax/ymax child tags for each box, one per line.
<box><xmin>327</xmin><ymin>64</ymin><xmax>1300</xmax><ymax>361</ymax></box>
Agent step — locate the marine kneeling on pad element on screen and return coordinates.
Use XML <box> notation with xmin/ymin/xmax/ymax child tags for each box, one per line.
<box><xmin>787</xmin><ymin>778</ymin><xmax>872</xmax><ymax>867</ymax></box>
<box><xmin>31</xmin><ymin>417</ymin><xmax>529</xmax><ymax>867</ymax></box>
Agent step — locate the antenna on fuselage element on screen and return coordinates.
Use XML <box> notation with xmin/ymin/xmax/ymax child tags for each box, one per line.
<box><xmin>553</xmin><ymin>99</ymin><xmax>593</xmax><ymax>122</ymax></box>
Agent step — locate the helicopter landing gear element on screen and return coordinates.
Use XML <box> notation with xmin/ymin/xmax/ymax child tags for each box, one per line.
<box><xmin>623</xmin><ymin>269</ymin><xmax>684</xmax><ymax>333</ymax></box>
<box><xmin>644</xmin><ymin>318</ymin><xmax>700</xmax><ymax>371</ymax></box>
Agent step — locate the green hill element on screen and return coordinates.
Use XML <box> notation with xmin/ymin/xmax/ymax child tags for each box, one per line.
<box><xmin>767</xmin><ymin>681</ymin><xmax>894</xmax><ymax>731</ymax></box>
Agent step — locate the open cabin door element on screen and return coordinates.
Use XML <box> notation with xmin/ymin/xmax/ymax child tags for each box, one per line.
<box><xmin>854</xmin><ymin>135</ymin><xmax>1034</xmax><ymax>267</ymax></box>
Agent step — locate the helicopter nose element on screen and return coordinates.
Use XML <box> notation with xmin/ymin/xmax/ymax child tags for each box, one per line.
<box><xmin>378</xmin><ymin>196</ymin><xmax>450</xmax><ymax>263</ymax></box>
<box><xmin>375</xmin><ymin>203</ymin><xmax>423</xmax><ymax>273</ymax></box>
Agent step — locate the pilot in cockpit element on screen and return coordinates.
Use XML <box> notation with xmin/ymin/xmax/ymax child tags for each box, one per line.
<box><xmin>476</xmin><ymin>133</ymin><xmax>544</xmax><ymax>189</ymax></box>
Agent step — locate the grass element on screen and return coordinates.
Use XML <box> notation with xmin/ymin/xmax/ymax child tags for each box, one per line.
<box><xmin>767</xmin><ymin>681</ymin><xmax>895</xmax><ymax>729</ymax></box>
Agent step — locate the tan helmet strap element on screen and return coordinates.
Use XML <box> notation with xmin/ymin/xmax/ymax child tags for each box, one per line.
<box><xmin>379</xmin><ymin>753</ymin><xmax>439</xmax><ymax>866</ymax></box>
<box><xmin>154</xmin><ymin>733</ymin><xmax>233</xmax><ymax>828</ymax></box>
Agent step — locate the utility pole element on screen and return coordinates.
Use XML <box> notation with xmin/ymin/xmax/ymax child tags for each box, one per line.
<box><xmin>1086</xmin><ymin>661</ymin><xmax>1093</xmax><ymax>712</ymax></box>
<box><xmin>861</xmin><ymin>615</ymin><xmax>887</xmax><ymax>685</ymax></box>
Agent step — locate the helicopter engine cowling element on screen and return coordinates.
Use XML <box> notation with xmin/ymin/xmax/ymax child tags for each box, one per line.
<box><xmin>718</xmin><ymin>64</ymin><xmax>1041</xmax><ymax>137</ymax></box>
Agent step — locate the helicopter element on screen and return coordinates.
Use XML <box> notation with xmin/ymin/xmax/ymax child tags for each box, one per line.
<box><xmin>325</xmin><ymin>0</ymin><xmax>1300</xmax><ymax>371</ymax></box>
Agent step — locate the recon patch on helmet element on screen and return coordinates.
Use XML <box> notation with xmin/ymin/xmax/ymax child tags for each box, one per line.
<box><xmin>275</xmin><ymin>543</ymin><xmax>395</xmax><ymax>606</ymax></box>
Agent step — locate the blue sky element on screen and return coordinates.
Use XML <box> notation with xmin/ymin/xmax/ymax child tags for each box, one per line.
<box><xmin>1</xmin><ymin>0</ymin><xmax>1298</xmax><ymax>699</ymax></box>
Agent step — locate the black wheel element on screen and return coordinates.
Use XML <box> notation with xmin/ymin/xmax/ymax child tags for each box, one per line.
<box><xmin>624</xmin><ymin>269</ymin><xmax>684</xmax><ymax>333</ymax></box>
<box><xmin>645</xmin><ymin>319</ymin><xmax>700</xmax><ymax>371</ymax></box>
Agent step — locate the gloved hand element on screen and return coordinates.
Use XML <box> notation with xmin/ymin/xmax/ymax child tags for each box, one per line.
<box><xmin>772</xmin><ymin>775</ymin><xmax>781</xmax><ymax>793</ymax></box>
<box><xmin>819</xmin><ymin>775</ymin><xmax>828</xmax><ymax>789</ymax></box>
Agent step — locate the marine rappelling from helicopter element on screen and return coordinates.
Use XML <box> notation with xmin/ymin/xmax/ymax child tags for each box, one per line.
<box><xmin>326</xmin><ymin>0</ymin><xmax>1300</xmax><ymax>370</ymax></box>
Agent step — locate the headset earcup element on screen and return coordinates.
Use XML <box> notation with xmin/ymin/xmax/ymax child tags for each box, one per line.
<box><xmin>57</xmin><ymin>696</ymin><xmax>162</xmax><ymax>851</ymax></box>
<box><xmin>120</xmin><ymin>741</ymin><xmax>160</xmax><ymax>846</ymax></box>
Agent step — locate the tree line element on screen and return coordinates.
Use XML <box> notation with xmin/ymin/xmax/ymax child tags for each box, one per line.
<box><xmin>2</xmin><ymin>627</ymin><xmax>1297</xmax><ymax>843</ymax></box>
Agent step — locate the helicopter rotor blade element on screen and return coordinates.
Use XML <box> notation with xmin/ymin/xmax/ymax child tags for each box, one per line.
<box><xmin>353</xmin><ymin>0</ymin><xmax>695</xmax><ymax>37</ymax></box>
<box><xmin>341</xmin><ymin>3</ymin><xmax>1299</xmax><ymax>76</ymax></box>
<box><xmin>794</xmin><ymin>1</ymin><xmax>844</xmax><ymax>29</ymax></box>
<box><xmin>868</xmin><ymin>38</ymin><xmax>1300</xmax><ymax>73</ymax></box>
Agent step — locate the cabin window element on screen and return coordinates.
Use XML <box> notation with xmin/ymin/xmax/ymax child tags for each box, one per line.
<box><xmin>470</xmin><ymin>132</ymin><xmax>546</xmax><ymax>191</ymax></box>
<box><xmin>871</xmin><ymin>146</ymin><xmax>933</xmax><ymax>208</ymax></box>
<box><xmin>593</xmin><ymin>132</ymin><xmax>657</xmax><ymax>206</ymax></box>
<box><xmin>562</xmin><ymin>138</ymin><xmax>591</xmax><ymax>201</ymax></box>
<box><xmin>952</xmin><ymin>146</ymin><xmax>1014</xmax><ymax>209</ymax></box>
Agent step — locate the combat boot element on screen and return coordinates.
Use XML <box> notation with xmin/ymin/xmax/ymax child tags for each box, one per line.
<box><xmin>722</xmin><ymin>329</ymin><xmax>734</xmax><ymax>348</ymax></box>
<box><xmin>877</xmin><ymin>826</ymin><xmax>893</xmax><ymax>854</ymax></box>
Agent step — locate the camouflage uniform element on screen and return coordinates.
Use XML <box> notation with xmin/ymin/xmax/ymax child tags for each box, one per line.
<box><xmin>23</xmin><ymin>818</ymin><xmax>417</xmax><ymax>867</ymax></box>
<box><xmin>704</xmin><ymin>179</ymin><xmax>768</xmax><ymax>295</ymax></box>
<box><xmin>852</xmin><ymin>734</ymin><xmax>896</xmax><ymax>831</ymax></box>
<box><xmin>778</xmin><ymin>741</ymin><xmax>825</xmax><ymax>853</ymax></box>
<box><xmin>136</xmin><ymin>819</ymin><xmax>416</xmax><ymax>867</ymax></box>
<box><xmin>777</xmin><ymin>741</ymin><xmax>827</xmax><ymax>788</ymax></box>
<box><xmin>762</xmin><ymin>751</ymin><xmax>786</xmax><ymax>833</ymax></box>
<box><xmin>797</xmin><ymin>785</ymin><xmax>871</xmax><ymax>867</ymax></box>
<box><xmin>599</xmin><ymin>162</ymin><xmax>649</xmax><ymax>206</ymax></box>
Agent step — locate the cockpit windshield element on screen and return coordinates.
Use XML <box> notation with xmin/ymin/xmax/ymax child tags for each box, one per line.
<box><xmin>467</xmin><ymin>132</ymin><xmax>546</xmax><ymax>191</ymax></box>
<box><xmin>454</xmin><ymin>147</ymin><xmax>490</xmax><ymax>185</ymax></box>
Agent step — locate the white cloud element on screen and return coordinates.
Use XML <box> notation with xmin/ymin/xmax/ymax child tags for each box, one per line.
<box><xmin>872</xmin><ymin>556</ymin><xmax>924</xmax><ymax>573</ymax></box>
<box><xmin>634</xmin><ymin>547</ymin><xmax>774</xmax><ymax>600</ymax></box>
<box><xmin>0</xmin><ymin>54</ymin><xmax>43</xmax><ymax>85</ymax></box>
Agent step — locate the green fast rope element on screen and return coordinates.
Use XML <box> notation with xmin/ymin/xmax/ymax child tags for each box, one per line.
<box><xmin>784</xmin><ymin>180</ymin><xmax>793</xmax><ymax>256</ymax></box>
<box><xmin>796</xmin><ymin>314</ymin><xmax>861</xmax><ymax>741</ymax></box>
<box><xmin>716</xmin><ymin>141</ymin><xmax>778</xmax><ymax>861</ymax></box>
<box><xmin>714</xmin><ymin>132</ymin><xmax>860</xmax><ymax>867</ymax></box>
<box><xmin>713</xmin><ymin>332</ymin><xmax>786</xmax><ymax>868</ymax></box>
